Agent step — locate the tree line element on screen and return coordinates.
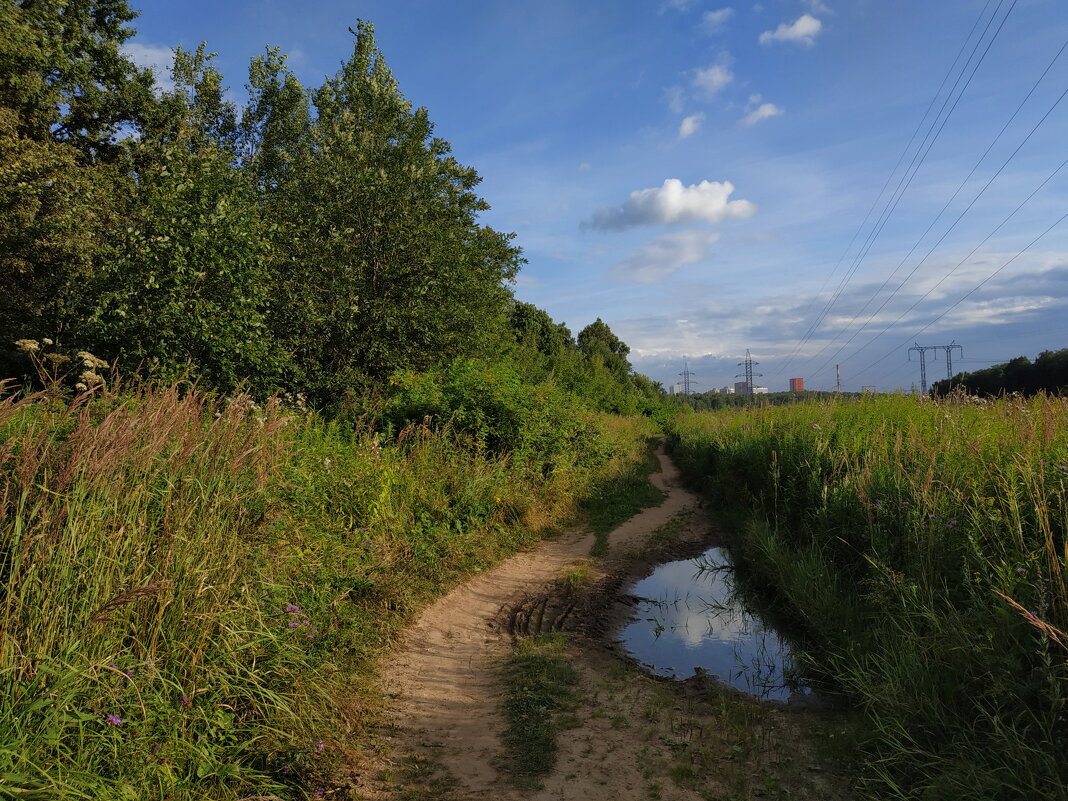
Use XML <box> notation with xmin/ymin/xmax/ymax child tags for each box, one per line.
<box><xmin>931</xmin><ymin>349</ymin><xmax>1068</xmax><ymax>397</ymax></box>
<box><xmin>0</xmin><ymin>2</ymin><xmax>661</xmax><ymax>418</ymax></box>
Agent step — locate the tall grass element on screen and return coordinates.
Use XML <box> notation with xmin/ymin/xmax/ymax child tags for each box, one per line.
<box><xmin>0</xmin><ymin>386</ymin><xmax>657</xmax><ymax>799</ymax></box>
<box><xmin>670</xmin><ymin>394</ymin><xmax>1068</xmax><ymax>800</ymax></box>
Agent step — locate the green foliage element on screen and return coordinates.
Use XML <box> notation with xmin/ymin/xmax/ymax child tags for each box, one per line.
<box><xmin>670</xmin><ymin>395</ymin><xmax>1068</xmax><ymax>800</ymax></box>
<box><xmin>261</xmin><ymin>21</ymin><xmax>522</xmax><ymax>405</ymax></box>
<box><xmin>933</xmin><ymin>348</ymin><xmax>1068</xmax><ymax>397</ymax></box>
<box><xmin>0</xmin><ymin>0</ymin><xmax>153</xmax><ymax>159</ymax></box>
<box><xmin>0</xmin><ymin>386</ymin><xmax>657</xmax><ymax>798</ymax></box>
<box><xmin>77</xmin><ymin>139</ymin><xmax>282</xmax><ymax>393</ymax></box>
<box><xmin>384</xmin><ymin>358</ymin><xmax>607</xmax><ymax>472</ymax></box>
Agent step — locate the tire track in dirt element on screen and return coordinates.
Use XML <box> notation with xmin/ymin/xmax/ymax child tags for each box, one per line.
<box><xmin>377</xmin><ymin>444</ymin><xmax>699</xmax><ymax>798</ymax></box>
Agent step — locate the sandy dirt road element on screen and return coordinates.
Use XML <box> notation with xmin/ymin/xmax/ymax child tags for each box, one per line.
<box><xmin>376</xmin><ymin>444</ymin><xmax>699</xmax><ymax>799</ymax></box>
<box><xmin>371</xmin><ymin>445</ymin><xmax>849</xmax><ymax>801</ymax></box>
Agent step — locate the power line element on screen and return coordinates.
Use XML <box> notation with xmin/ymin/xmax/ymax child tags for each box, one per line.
<box><xmin>851</xmin><ymin>208</ymin><xmax>1068</xmax><ymax>382</ymax></box>
<box><xmin>828</xmin><ymin>151</ymin><xmax>1068</xmax><ymax>380</ymax></box>
<box><xmin>772</xmin><ymin>0</ymin><xmax>1014</xmax><ymax>380</ymax></box>
<box><xmin>771</xmin><ymin>0</ymin><xmax>999</xmax><ymax>380</ymax></box>
<box><xmin>804</xmin><ymin>32</ymin><xmax>1068</xmax><ymax>381</ymax></box>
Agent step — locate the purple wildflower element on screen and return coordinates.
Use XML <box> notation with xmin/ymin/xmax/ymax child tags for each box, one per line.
<box><xmin>288</xmin><ymin>621</ymin><xmax>301</xmax><ymax>628</ymax></box>
<box><xmin>1016</xmin><ymin>567</ymin><xmax>1027</xmax><ymax>575</ymax></box>
<box><xmin>285</xmin><ymin>604</ymin><xmax>302</xmax><ymax>613</ymax></box>
<box><xmin>314</xmin><ymin>789</ymin><xmax>325</xmax><ymax>798</ymax></box>
<box><xmin>316</xmin><ymin>740</ymin><xmax>325</xmax><ymax>752</ymax></box>
<box><xmin>105</xmin><ymin>714</ymin><xmax>123</xmax><ymax>726</ymax></box>
<box><xmin>181</xmin><ymin>694</ymin><xmax>190</xmax><ymax>706</ymax></box>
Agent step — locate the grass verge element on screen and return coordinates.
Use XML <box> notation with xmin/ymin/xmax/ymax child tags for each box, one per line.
<box><xmin>583</xmin><ymin>437</ymin><xmax>665</xmax><ymax>557</ymax></box>
<box><xmin>669</xmin><ymin>393</ymin><xmax>1068</xmax><ymax>801</ymax></box>
<box><xmin>501</xmin><ymin>633</ymin><xmax>579</xmax><ymax>789</ymax></box>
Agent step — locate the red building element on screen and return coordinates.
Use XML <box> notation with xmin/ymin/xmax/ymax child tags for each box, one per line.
<box><xmin>789</xmin><ymin>377</ymin><xmax>804</xmax><ymax>392</ymax></box>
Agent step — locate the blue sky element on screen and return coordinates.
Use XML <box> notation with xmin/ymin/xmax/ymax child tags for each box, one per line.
<box><xmin>125</xmin><ymin>0</ymin><xmax>1068</xmax><ymax>392</ymax></box>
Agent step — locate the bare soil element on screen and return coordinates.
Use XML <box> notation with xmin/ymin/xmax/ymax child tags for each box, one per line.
<box><xmin>361</xmin><ymin>445</ymin><xmax>854</xmax><ymax>801</ymax></box>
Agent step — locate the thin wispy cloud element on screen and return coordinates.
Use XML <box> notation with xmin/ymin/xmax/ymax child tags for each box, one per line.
<box><xmin>664</xmin><ymin>85</ymin><xmax>686</xmax><ymax>113</ymax></box>
<box><xmin>701</xmin><ymin>8</ymin><xmax>735</xmax><ymax>32</ymax></box>
<box><xmin>659</xmin><ymin>0</ymin><xmax>698</xmax><ymax>12</ymax></box>
<box><xmin>611</xmin><ymin>230</ymin><xmax>721</xmax><ymax>283</ymax></box>
<box><xmin>587</xmin><ymin>178</ymin><xmax>757</xmax><ymax>230</ymax></box>
<box><xmin>679</xmin><ymin>113</ymin><xmax>705</xmax><ymax>138</ymax></box>
<box><xmin>759</xmin><ymin>14</ymin><xmax>823</xmax><ymax>45</ymax></box>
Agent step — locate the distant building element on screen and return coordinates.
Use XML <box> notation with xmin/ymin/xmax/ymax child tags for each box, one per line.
<box><xmin>722</xmin><ymin>385</ymin><xmax>735</xmax><ymax>394</ymax></box>
<box><xmin>734</xmin><ymin>381</ymin><xmax>750</xmax><ymax>395</ymax></box>
<box><xmin>669</xmin><ymin>383</ymin><xmax>683</xmax><ymax>395</ymax></box>
<box><xmin>789</xmin><ymin>377</ymin><xmax>804</xmax><ymax>392</ymax></box>
<box><xmin>753</xmin><ymin>386</ymin><xmax>769</xmax><ymax>394</ymax></box>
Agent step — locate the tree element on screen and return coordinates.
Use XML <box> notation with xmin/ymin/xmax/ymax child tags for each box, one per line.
<box><xmin>264</xmin><ymin>22</ymin><xmax>522</xmax><ymax>405</ymax></box>
<box><xmin>74</xmin><ymin>48</ymin><xmax>282</xmax><ymax>394</ymax></box>
<box><xmin>1</xmin><ymin>0</ymin><xmax>154</xmax><ymax>160</ymax></box>
<box><xmin>0</xmin><ymin>1</ymin><xmax>147</xmax><ymax>363</ymax></box>
<box><xmin>578</xmin><ymin>318</ymin><xmax>632</xmax><ymax>377</ymax></box>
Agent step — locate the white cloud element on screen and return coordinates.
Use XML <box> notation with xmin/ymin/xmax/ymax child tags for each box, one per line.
<box><xmin>701</xmin><ymin>8</ymin><xmax>735</xmax><ymax>32</ymax></box>
<box><xmin>740</xmin><ymin>102</ymin><xmax>784</xmax><ymax>126</ymax></box>
<box><xmin>664</xmin><ymin>85</ymin><xmax>686</xmax><ymax>113</ymax></box>
<box><xmin>588</xmin><ymin>178</ymin><xmax>757</xmax><ymax>230</ymax></box>
<box><xmin>611</xmin><ymin>230</ymin><xmax>721</xmax><ymax>284</ymax></box>
<box><xmin>804</xmin><ymin>0</ymin><xmax>832</xmax><ymax>14</ymax></box>
<box><xmin>578</xmin><ymin>162</ymin><xmax>592</xmax><ymax>171</ymax></box>
<box><xmin>122</xmin><ymin>42</ymin><xmax>176</xmax><ymax>90</ymax></box>
<box><xmin>693</xmin><ymin>63</ymin><xmax>734</xmax><ymax>97</ymax></box>
<box><xmin>679</xmin><ymin>113</ymin><xmax>705</xmax><ymax>139</ymax></box>
<box><xmin>759</xmin><ymin>14</ymin><xmax>823</xmax><ymax>45</ymax></box>
<box><xmin>660</xmin><ymin>0</ymin><xmax>698</xmax><ymax>12</ymax></box>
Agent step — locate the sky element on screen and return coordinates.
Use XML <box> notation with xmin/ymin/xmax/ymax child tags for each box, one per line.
<box><xmin>124</xmin><ymin>0</ymin><xmax>1068</xmax><ymax>392</ymax></box>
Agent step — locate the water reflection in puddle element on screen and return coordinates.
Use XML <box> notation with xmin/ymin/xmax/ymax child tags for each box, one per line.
<box><xmin>617</xmin><ymin>546</ymin><xmax>807</xmax><ymax>702</ymax></box>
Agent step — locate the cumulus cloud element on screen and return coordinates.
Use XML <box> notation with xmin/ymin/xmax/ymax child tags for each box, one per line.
<box><xmin>611</xmin><ymin>230</ymin><xmax>721</xmax><ymax>284</ymax></box>
<box><xmin>122</xmin><ymin>42</ymin><xmax>175</xmax><ymax>90</ymax></box>
<box><xmin>693</xmin><ymin>63</ymin><xmax>734</xmax><ymax>96</ymax></box>
<box><xmin>588</xmin><ymin>178</ymin><xmax>757</xmax><ymax>230</ymax></box>
<box><xmin>701</xmin><ymin>8</ymin><xmax>735</xmax><ymax>32</ymax></box>
<box><xmin>759</xmin><ymin>14</ymin><xmax>823</xmax><ymax>45</ymax></box>
<box><xmin>740</xmin><ymin>102</ymin><xmax>784</xmax><ymax>126</ymax></box>
<box><xmin>679</xmin><ymin>113</ymin><xmax>705</xmax><ymax>139</ymax></box>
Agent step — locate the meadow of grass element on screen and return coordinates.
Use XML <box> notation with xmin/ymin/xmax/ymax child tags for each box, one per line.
<box><xmin>0</xmin><ymin>384</ymin><xmax>657</xmax><ymax>800</ymax></box>
<box><xmin>670</xmin><ymin>393</ymin><xmax>1068</xmax><ymax>801</ymax></box>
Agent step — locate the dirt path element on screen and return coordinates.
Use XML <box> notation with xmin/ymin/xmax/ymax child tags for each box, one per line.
<box><xmin>372</xmin><ymin>446</ymin><xmax>851</xmax><ymax>801</ymax></box>
<box><xmin>376</xmin><ymin>444</ymin><xmax>697</xmax><ymax>798</ymax></box>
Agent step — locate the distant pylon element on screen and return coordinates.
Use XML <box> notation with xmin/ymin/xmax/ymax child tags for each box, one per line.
<box><xmin>679</xmin><ymin>361</ymin><xmax>696</xmax><ymax>395</ymax></box>
<box><xmin>909</xmin><ymin>342</ymin><xmax>962</xmax><ymax>392</ymax></box>
<box><xmin>736</xmin><ymin>349</ymin><xmax>762</xmax><ymax>394</ymax></box>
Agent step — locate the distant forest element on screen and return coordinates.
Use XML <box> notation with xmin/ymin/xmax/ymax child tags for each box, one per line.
<box><xmin>0</xmin><ymin>4</ymin><xmax>662</xmax><ymax>417</ymax></box>
<box><xmin>932</xmin><ymin>349</ymin><xmax>1068</xmax><ymax>397</ymax></box>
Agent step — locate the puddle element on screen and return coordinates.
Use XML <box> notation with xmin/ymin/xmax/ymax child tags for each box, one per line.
<box><xmin>616</xmin><ymin>546</ymin><xmax>808</xmax><ymax>702</ymax></box>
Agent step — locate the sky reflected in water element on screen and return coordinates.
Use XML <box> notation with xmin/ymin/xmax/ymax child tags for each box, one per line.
<box><xmin>617</xmin><ymin>547</ymin><xmax>806</xmax><ymax>701</ymax></box>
